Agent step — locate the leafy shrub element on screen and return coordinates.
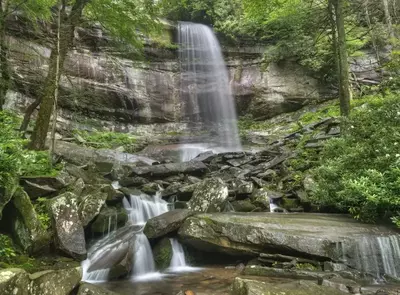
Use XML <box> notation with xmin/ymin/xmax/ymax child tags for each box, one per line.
<box><xmin>0</xmin><ymin>111</ymin><xmax>58</xmax><ymax>189</ymax></box>
<box><xmin>73</xmin><ymin>130</ymin><xmax>138</xmax><ymax>150</ymax></box>
<box><xmin>0</xmin><ymin>234</ymin><xmax>17</xmax><ymax>262</ymax></box>
<box><xmin>310</xmin><ymin>94</ymin><xmax>400</xmax><ymax>225</ymax></box>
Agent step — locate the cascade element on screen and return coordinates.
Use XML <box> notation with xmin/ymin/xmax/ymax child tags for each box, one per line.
<box><xmin>82</xmin><ymin>191</ymin><xmax>191</xmax><ymax>282</ymax></box>
<box><xmin>178</xmin><ymin>22</ymin><xmax>242</xmax><ymax>161</ymax></box>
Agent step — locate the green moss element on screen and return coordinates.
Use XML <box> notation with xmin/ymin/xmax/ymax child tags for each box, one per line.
<box><xmin>152</xmin><ymin>238</ymin><xmax>173</xmax><ymax>270</ymax></box>
<box><xmin>295</xmin><ymin>263</ymin><xmax>317</xmax><ymax>271</ymax></box>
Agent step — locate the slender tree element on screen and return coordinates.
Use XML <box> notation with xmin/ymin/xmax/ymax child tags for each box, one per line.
<box><xmin>29</xmin><ymin>0</ymin><xmax>160</xmax><ymax>150</ymax></box>
<box><xmin>333</xmin><ymin>0</ymin><xmax>351</xmax><ymax>116</ymax></box>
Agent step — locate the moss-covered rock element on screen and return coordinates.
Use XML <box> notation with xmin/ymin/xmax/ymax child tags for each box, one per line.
<box><xmin>0</xmin><ymin>177</ymin><xmax>18</xmax><ymax>220</ymax></box>
<box><xmin>29</xmin><ymin>267</ymin><xmax>82</xmax><ymax>295</ymax></box>
<box><xmin>0</xmin><ymin>268</ymin><xmax>30</xmax><ymax>295</ymax></box>
<box><xmin>77</xmin><ymin>282</ymin><xmax>119</xmax><ymax>295</ymax></box>
<box><xmin>78</xmin><ymin>185</ymin><xmax>108</xmax><ymax>227</ymax></box>
<box><xmin>11</xmin><ymin>188</ymin><xmax>50</xmax><ymax>254</ymax></box>
<box><xmin>50</xmin><ymin>192</ymin><xmax>86</xmax><ymax>260</ymax></box>
<box><xmin>231</xmin><ymin>200</ymin><xmax>257</xmax><ymax>212</ymax></box>
<box><xmin>152</xmin><ymin>237</ymin><xmax>173</xmax><ymax>270</ymax></box>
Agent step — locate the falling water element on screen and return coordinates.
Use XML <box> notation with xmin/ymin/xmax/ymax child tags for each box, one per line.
<box><xmin>343</xmin><ymin>235</ymin><xmax>400</xmax><ymax>280</ymax></box>
<box><xmin>178</xmin><ymin>22</ymin><xmax>241</xmax><ymax>161</ymax></box>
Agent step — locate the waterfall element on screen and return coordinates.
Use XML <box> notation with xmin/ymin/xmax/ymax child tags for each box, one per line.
<box><xmin>178</xmin><ymin>22</ymin><xmax>241</xmax><ymax>161</ymax></box>
<box><xmin>342</xmin><ymin>235</ymin><xmax>400</xmax><ymax>279</ymax></box>
<box><xmin>82</xmin><ymin>191</ymin><xmax>193</xmax><ymax>282</ymax></box>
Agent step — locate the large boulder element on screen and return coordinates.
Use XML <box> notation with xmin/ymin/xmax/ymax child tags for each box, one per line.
<box><xmin>187</xmin><ymin>178</ymin><xmax>228</xmax><ymax>213</ymax></box>
<box><xmin>77</xmin><ymin>282</ymin><xmax>119</xmax><ymax>295</ymax></box>
<box><xmin>11</xmin><ymin>188</ymin><xmax>50</xmax><ymax>254</ymax></box>
<box><xmin>230</xmin><ymin>278</ymin><xmax>347</xmax><ymax>295</ymax></box>
<box><xmin>129</xmin><ymin>161</ymin><xmax>208</xmax><ymax>178</ymax></box>
<box><xmin>29</xmin><ymin>267</ymin><xmax>82</xmax><ymax>295</ymax></box>
<box><xmin>0</xmin><ymin>177</ymin><xmax>18</xmax><ymax>220</ymax></box>
<box><xmin>50</xmin><ymin>192</ymin><xmax>86</xmax><ymax>260</ymax></box>
<box><xmin>20</xmin><ymin>176</ymin><xmax>68</xmax><ymax>200</ymax></box>
<box><xmin>78</xmin><ymin>185</ymin><xmax>109</xmax><ymax>227</ymax></box>
<box><xmin>0</xmin><ymin>268</ymin><xmax>30</xmax><ymax>295</ymax></box>
<box><xmin>144</xmin><ymin>209</ymin><xmax>194</xmax><ymax>239</ymax></box>
<box><xmin>178</xmin><ymin>212</ymin><xmax>399</xmax><ymax>263</ymax></box>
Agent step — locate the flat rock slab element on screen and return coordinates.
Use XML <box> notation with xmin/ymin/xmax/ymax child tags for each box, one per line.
<box><xmin>178</xmin><ymin>212</ymin><xmax>399</xmax><ymax>261</ymax></box>
<box><xmin>144</xmin><ymin>209</ymin><xmax>195</xmax><ymax>239</ymax></box>
<box><xmin>78</xmin><ymin>282</ymin><xmax>119</xmax><ymax>295</ymax></box>
<box><xmin>231</xmin><ymin>278</ymin><xmax>348</xmax><ymax>295</ymax></box>
<box><xmin>129</xmin><ymin>161</ymin><xmax>208</xmax><ymax>178</ymax></box>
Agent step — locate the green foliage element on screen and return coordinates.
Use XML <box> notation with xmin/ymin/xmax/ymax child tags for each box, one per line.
<box><xmin>33</xmin><ymin>198</ymin><xmax>51</xmax><ymax>230</ymax></box>
<box><xmin>73</xmin><ymin>130</ymin><xmax>138</xmax><ymax>150</ymax></box>
<box><xmin>0</xmin><ymin>234</ymin><xmax>17</xmax><ymax>263</ymax></box>
<box><xmin>310</xmin><ymin>93</ymin><xmax>400</xmax><ymax>225</ymax></box>
<box><xmin>0</xmin><ymin>111</ymin><xmax>58</xmax><ymax>189</ymax></box>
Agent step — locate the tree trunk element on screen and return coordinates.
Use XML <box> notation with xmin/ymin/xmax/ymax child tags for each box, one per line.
<box><xmin>0</xmin><ymin>0</ymin><xmax>10</xmax><ymax>110</ymax></box>
<box><xmin>29</xmin><ymin>0</ymin><xmax>89</xmax><ymax>150</ymax></box>
<box><xmin>383</xmin><ymin>0</ymin><xmax>395</xmax><ymax>39</ymax></box>
<box><xmin>20</xmin><ymin>98</ymin><xmax>41</xmax><ymax>134</ymax></box>
<box><xmin>334</xmin><ymin>0</ymin><xmax>351</xmax><ymax>117</ymax></box>
<box><xmin>328</xmin><ymin>0</ymin><xmax>340</xmax><ymax>87</ymax></box>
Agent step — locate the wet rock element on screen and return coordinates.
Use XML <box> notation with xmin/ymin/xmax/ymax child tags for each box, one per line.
<box><xmin>187</xmin><ymin>178</ymin><xmax>228</xmax><ymax>213</ymax></box>
<box><xmin>0</xmin><ymin>268</ymin><xmax>30</xmax><ymax>295</ymax></box>
<box><xmin>237</xmin><ymin>181</ymin><xmax>254</xmax><ymax>195</ymax></box>
<box><xmin>129</xmin><ymin>161</ymin><xmax>208</xmax><ymax>178</ymax></box>
<box><xmin>141</xmin><ymin>182</ymin><xmax>161</xmax><ymax>195</ymax></box>
<box><xmin>152</xmin><ymin>237</ymin><xmax>173</xmax><ymax>270</ymax></box>
<box><xmin>178</xmin><ymin>212</ymin><xmax>398</xmax><ymax>261</ymax></box>
<box><xmin>119</xmin><ymin>176</ymin><xmax>149</xmax><ymax>188</ymax></box>
<box><xmin>177</xmin><ymin>184</ymin><xmax>198</xmax><ymax>201</ymax></box>
<box><xmin>91</xmin><ymin>207</ymin><xmax>128</xmax><ymax>235</ymax></box>
<box><xmin>119</xmin><ymin>187</ymin><xmax>143</xmax><ymax>197</ymax></box>
<box><xmin>50</xmin><ymin>192</ymin><xmax>87</xmax><ymax>260</ymax></box>
<box><xmin>251</xmin><ymin>188</ymin><xmax>282</xmax><ymax>210</ymax></box>
<box><xmin>29</xmin><ymin>267</ymin><xmax>81</xmax><ymax>295</ymax></box>
<box><xmin>79</xmin><ymin>186</ymin><xmax>108</xmax><ymax>227</ymax></box>
<box><xmin>282</xmin><ymin>197</ymin><xmax>300</xmax><ymax>211</ymax></box>
<box><xmin>252</xmin><ymin>154</ymin><xmax>289</xmax><ymax>173</ymax></box>
<box><xmin>231</xmin><ymin>278</ymin><xmax>348</xmax><ymax>295</ymax></box>
<box><xmin>192</xmin><ymin>151</ymin><xmax>216</xmax><ymax>163</ymax></box>
<box><xmin>162</xmin><ymin>182</ymin><xmax>182</xmax><ymax>198</ymax></box>
<box><xmin>321</xmin><ymin>277</ymin><xmax>361</xmax><ymax>294</ymax></box>
<box><xmin>108</xmin><ymin>243</ymin><xmax>134</xmax><ymax>279</ymax></box>
<box><xmin>231</xmin><ymin>200</ymin><xmax>257</xmax><ymax>212</ymax></box>
<box><xmin>77</xmin><ymin>282</ymin><xmax>119</xmax><ymax>295</ymax></box>
<box><xmin>175</xmin><ymin>201</ymin><xmax>188</xmax><ymax>209</ymax></box>
<box><xmin>103</xmin><ymin>186</ymin><xmax>125</xmax><ymax>205</ymax></box>
<box><xmin>243</xmin><ymin>265</ymin><xmax>320</xmax><ymax>280</ymax></box>
<box><xmin>144</xmin><ymin>209</ymin><xmax>195</xmax><ymax>239</ymax></box>
<box><xmin>11</xmin><ymin>188</ymin><xmax>50</xmax><ymax>254</ymax></box>
<box><xmin>324</xmin><ymin>262</ymin><xmax>349</xmax><ymax>272</ymax></box>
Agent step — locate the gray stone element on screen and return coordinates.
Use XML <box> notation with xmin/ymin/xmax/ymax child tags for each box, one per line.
<box><xmin>71</xmin><ymin>178</ymin><xmax>86</xmax><ymax>197</ymax></box>
<box><xmin>324</xmin><ymin>262</ymin><xmax>349</xmax><ymax>272</ymax></box>
<box><xmin>50</xmin><ymin>192</ymin><xmax>86</xmax><ymax>260</ymax></box>
<box><xmin>187</xmin><ymin>178</ymin><xmax>228</xmax><ymax>213</ymax></box>
<box><xmin>77</xmin><ymin>283</ymin><xmax>119</xmax><ymax>295</ymax></box>
<box><xmin>237</xmin><ymin>182</ymin><xmax>254</xmax><ymax>195</ymax></box>
<box><xmin>29</xmin><ymin>267</ymin><xmax>82</xmax><ymax>295</ymax></box>
<box><xmin>11</xmin><ymin>188</ymin><xmax>50</xmax><ymax>254</ymax></box>
<box><xmin>231</xmin><ymin>277</ymin><xmax>348</xmax><ymax>295</ymax></box>
<box><xmin>251</xmin><ymin>188</ymin><xmax>282</xmax><ymax>210</ymax></box>
<box><xmin>0</xmin><ymin>268</ymin><xmax>30</xmax><ymax>295</ymax></box>
<box><xmin>129</xmin><ymin>161</ymin><xmax>208</xmax><ymax>178</ymax></box>
<box><xmin>79</xmin><ymin>186</ymin><xmax>108</xmax><ymax>227</ymax></box>
<box><xmin>119</xmin><ymin>176</ymin><xmax>149</xmax><ymax>187</ymax></box>
<box><xmin>231</xmin><ymin>200</ymin><xmax>257</xmax><ymax>212</ymax></box>
<box><xmin>322</xmin><ymin>277</ymin><xmax>361</xmax><ymax>294</ymax></box>
<box><xmin>141</xmin><ymin>182</ymin><xmax>161</xmax><ymax>195</ymax></box>
<box><xmin>178</xmin><ymin>212</ymin><xmax>399</xmax><ymax>261</ymax></box>
<box><xmin>144</xmin><ymin>209</ymin><xmax>195</xmax><ymax>239</ymax></box>
<box><xmin>20</xmin><ymin>180</ymin><xmax>57</xmax><ymax>199</ymax></box>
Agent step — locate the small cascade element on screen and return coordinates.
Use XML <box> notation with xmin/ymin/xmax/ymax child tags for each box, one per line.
<box><xmin>169</xmin><ymin>239</ymin><xmax>187</xmax><ymax>271</ymax></box>
<box><xmin>123</xmin><ymin>192</ymin><xmax>168</xmax><ymax>225</ymax></box>
<box><xmin>343</xmin><ymin>235</ymin><xmax>400</xmax><ymax>279</ymax></box>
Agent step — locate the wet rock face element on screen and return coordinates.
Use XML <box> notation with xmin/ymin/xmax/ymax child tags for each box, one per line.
<box><xmin>50</xmin><ymin>192</ymin><xmax>87</xmax><ymax>260</ymax></box>
<box><xmin>152</xmin><ymin>237</ymin><xmax>173</xmax><ymax>270</ymax></box>
<box><xmin>187</xmin><ymin>178</ymin><xmax>229</xmax><ymax>213</ymax></box>
<box><xmin>144</xmin><ymin>209</ymin><xmax>195</xmax><ymax>239</ymax></box>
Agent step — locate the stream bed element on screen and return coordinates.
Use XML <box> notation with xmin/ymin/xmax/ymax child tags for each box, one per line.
<box><xmin>98</xmin><ymin>267</ymin><xmax>291</xmax><ymax>295</ymax></box>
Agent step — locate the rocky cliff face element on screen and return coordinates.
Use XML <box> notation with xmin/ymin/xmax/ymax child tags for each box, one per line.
<box><xmin>4</xmin><ymin>20</ymin><xmax>366</xmax><ymax>134</ymax></box>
